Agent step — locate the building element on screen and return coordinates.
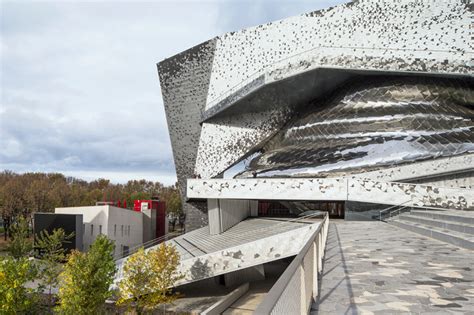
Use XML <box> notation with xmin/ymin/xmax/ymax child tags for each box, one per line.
<box><xmin>33</xmin><ymin>213</ymin><xmax>83</xmax><ymax>254</ymax></box>
<box><xmin>117</xmin><ymin>1</ymin><xmax>473</xmax><ymax>313</ymax></box>
<box><xmin>133</xmin><ymin>199</ymin><xmax>168</xmax><ymax>241</ymax></box>
<box><xmin>157</xmin><ymin>0</ymin><xmax>473</xmax><ymax>231</ymax></box>
<box><xmin>56</xmin><ymin>205</ymin><xmax>143</xmax><ymax>257</ymax></box>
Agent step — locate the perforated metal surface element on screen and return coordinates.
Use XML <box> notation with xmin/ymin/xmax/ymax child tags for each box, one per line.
<box><xmin>243</xmin><ymin>78</ymin><xmax>474</xmax><ymax>178</ymax></box>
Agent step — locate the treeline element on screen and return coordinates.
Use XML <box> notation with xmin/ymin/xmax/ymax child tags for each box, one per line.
<box><xmin>1</xmin><ymin>217</ymin><xmax>182</xmax><ymax>313</ymax></box>
<box><xmin>0</xmin><ymin>171</ymin><xmax>182</xmax><ymax>237</ymax></box>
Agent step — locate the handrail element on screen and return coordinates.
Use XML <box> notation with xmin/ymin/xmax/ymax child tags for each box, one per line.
<box><xmin>254</xmin><ymin>212</ymin><xmax>329</xmax><ymax>314</ymax></box>
<box><xmin>114</xmin><ymin>230</ymin><xmax>184</xmax><ymax>260</ymax></box>
<box><xmin>379</xmin><ymin>203</ymin><xmax>456</xmax><ymax>223</ymax></box>
<box><xmin>378</xmin><ymin>200</ymin><xmax>411</xmax><ymax>219</ymax></box>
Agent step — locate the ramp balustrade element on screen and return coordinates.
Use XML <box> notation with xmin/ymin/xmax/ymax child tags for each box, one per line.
<box><xmin>254</xmin><ymin>212</ymin><xmax>329</xmax><ymax>315</ymax></box>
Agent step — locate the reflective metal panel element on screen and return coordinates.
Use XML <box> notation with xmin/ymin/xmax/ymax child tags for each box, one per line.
<box><xmin>241</xmin><ymin>78</ymin><xmax>474</xmax><ymax>178</ymax></box>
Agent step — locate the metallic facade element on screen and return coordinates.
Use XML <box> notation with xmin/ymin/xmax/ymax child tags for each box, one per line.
<box><xmin>242</xmin><ymin>78</ymin><xmax>474</xmax><ymax>178</ymax></box>
<box><xmin>158</xmin><ymin>0</ymin><xmax>473</xmax><ymax>230</ymax></box>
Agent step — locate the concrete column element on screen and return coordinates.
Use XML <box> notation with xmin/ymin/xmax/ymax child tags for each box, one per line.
<box><xmin>208</xmin><ymin>199</ymin><xmax>221</xmax><ymax>234</ymax></box>
<box><xmin>142</xmin><ymin>209</ymin><xmax>152</xmax><ymax>242</ymax></box>
<box><xmin>318</xmin><ymin>234</ymin><xmax>323</xmax><ymax>273</ymax></box>
<box><xmin>208</xmin><ymin>199</ymin><xmax>252</xmax><ymax>235</ymax></box>
<box><xmin>299</xmin><ymin>264</ymin><xmax>306</xmax><ymax>314</ymax></box>
<box><xmin>312</xmin><ymin>242</ymin><xmax>318</xmax><ymax>299</ymax></box>
<box><xmin>250</xmin><ymin>200</ymin><xmax>258</xmax><ymax>217</ymax></box>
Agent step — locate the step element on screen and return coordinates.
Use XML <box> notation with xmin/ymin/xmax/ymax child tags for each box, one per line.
<box><xmin>409</xmin><ymin>210</ymin><xmax>474</xmax><ymax>225</ymax></box>
<box><xmin>390</xmin><ymin>220</ymin><xmax>474</xmax><ymax>250</ymax></box>
<box><xmin>172</xmin><ymin>238</ymin><xmax>206</xmax><ymax>257</ymax></box>
<box><xmin>167</xmin><ymin>239</ymin><xmax>195</xmax><ymax>261</ymax></box>
<box><xmin>398</xmin><ymin>214</ymin><xmax>474</xmax><ymax>235</ymax></box>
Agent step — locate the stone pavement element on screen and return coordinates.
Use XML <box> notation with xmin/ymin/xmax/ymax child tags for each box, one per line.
<box><xmin>312</xmin><ymin>221</ymin><xmax>474</xmax><ymax>314</ymax></box>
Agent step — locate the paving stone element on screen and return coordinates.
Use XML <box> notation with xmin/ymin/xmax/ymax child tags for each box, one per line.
<box><xmin>314</xmin><ymin>221</ymin><xmax>474</xmax><ymax>314</ymax></box>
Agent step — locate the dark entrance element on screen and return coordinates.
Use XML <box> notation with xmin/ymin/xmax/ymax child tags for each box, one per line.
<box><xmin>257</xmin><ymin>200</ymin><xmax>345</xmax><ymax>219</ymax></box>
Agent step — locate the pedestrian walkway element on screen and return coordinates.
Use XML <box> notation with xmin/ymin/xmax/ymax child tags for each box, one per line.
<box><xmin>312</xmin><ymin>221</ymin><xmax>474</xmax><ymax>314</ymax></box>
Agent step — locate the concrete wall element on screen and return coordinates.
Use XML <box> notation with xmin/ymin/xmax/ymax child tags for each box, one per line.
<box><xmin>107</xmin><ymin>206</ymin><xmax>143</xmax><ymax>256</ymax></box>
<box><xmin>408</xmin><ymin>171</ymin><xmax>474</xmax><ymax>190</ymax></box>
<box><xmin>188</xmin><ymin>178</ymin><xmax>474</xmax><ymax>211</ymax></box>
<box><xmin>55</xmin><ymin>206</ymin><xmax>143</xmax><ymax>256</ymax></box>
<box><xmin>142</xmin><ymin>209</ymin><xmax>157</xmax><ymax>243</ymax></box>
<box><xmin>56</xmin><ymin>206</ymin><xmax>109</xmax><ymax>251</ymax></box>
<box><xmin>208</xmin><ymin>199</ymin><xmax>252</xmax><ymax>234</ymax></box>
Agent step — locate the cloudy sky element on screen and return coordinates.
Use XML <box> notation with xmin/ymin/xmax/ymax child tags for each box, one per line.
<box><xmin>1</xmin><ymin>0</ymin><xmax>345</xmax><ymax>185</ymax></box>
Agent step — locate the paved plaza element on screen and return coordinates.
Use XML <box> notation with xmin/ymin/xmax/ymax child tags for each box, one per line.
<box><xmin>313</xmin><ymin>221</ymin><xmax>474</xmax><ymax>314</ymax></box>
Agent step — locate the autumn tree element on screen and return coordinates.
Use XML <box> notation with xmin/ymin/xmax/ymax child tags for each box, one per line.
<box><xmin>162</xmin><ymin>185</ymin><xmax>182</xmax><ymax>216</ymax></box>
<box><xmin>0</xmin><ymin>212</ymin><xmax>38</xmax><ymax>313</ymax></box>
<box><xmin>0</xmin><ymin>174</ymin><xmax>27</xmax><ymax>240</ymax></box>
<box><xmin>7</xmin><ymin>216</ymin><xmax>32</xmax><ymax>258</ymax></box>
<box><xmin>117</xmin><ymin>243</ymin><xmax>184</xmax><ymax>313</ymax></box>
<box><xmin>56</xmin><ymin>235</ymin><xmax>116</xmax><ymax>314</ymax></box>
<box><xmin>26</xmin><ymin>176</ymin><xmax>52</xmax><ymax>213</ymax></box>
<box><xmin>0</xmin><ymin>256</ymin><xmax>38</xmax><ymax>314</ymax></box>
<box><xmin>0</xmin><ymin>171</ymin><xmax>182</xmax><ymax>233</ymax></box>
<box><xmin>35</xmin><ymin>228</ymin><xmax>74</xmax><ymax>307</ymax></box>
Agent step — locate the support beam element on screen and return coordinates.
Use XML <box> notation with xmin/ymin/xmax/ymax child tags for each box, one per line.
<box><xmin>190</xmin><ymin>178</ymin><xmax>474</xmax><ymax>210</ymax></box>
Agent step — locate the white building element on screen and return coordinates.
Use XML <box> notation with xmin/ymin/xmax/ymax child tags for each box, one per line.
<box><xmin>55</xmin><ymin>205</ymin><xmax>143</xmax><ymax>257</ymax></box>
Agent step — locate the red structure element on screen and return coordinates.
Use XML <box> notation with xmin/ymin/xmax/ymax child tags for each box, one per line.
<box><xmin>133</xmin><ymin>199</ymin><xmax>167</xmax><ymax>238</ymax></box>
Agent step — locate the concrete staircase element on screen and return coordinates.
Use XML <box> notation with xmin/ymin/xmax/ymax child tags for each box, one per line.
<box><xmin>390</xmin><ymin>210</ymin><xmax>474</xmax><ymax>250</ymax></box>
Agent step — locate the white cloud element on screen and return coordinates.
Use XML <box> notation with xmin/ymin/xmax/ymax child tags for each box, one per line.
<box><xmin>1</xmin><ymin>0</ymin><xmax>345</xmax><ymax>184</ymax></box>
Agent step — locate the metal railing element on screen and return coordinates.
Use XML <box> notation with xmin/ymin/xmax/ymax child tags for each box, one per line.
<box><xmin>254</xmin><ymin>212</ymin><xmax>329</xmax><ymax>315</ymax></box>
<box><xmin>378</xmin><ymin>201</ymin><xmax>412</xmax><ymax>222</ymax></box>
<box><xmin>378</xmin><ymin>203</ymin><xmax>456</xmax><ymax>223</ymax></box>
<box><xmin>114</xmin><ymin>230</ymin><xmax>184</xmax><ymax>261</ymax></box>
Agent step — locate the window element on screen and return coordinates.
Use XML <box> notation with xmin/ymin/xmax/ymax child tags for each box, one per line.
<box><xmin>121</xmin><ymin>225</ymin><xmax>124</xmax><ymax>237</ymax></box>
<box><xmin>128</xmin><ymin>225</ymin><xmax>131</xmax><ymax>237</ymax></box>
<box><xmin>83</xmin><ymin>224</ymin><xmax>85</xmax><ymax>234</ymax></box>
<box><xmin>99</xmin><ymin>225</ymin><xmax>102</xmax><ymax>235</ymax></box>
<box><xmin>91</xmin><ymin>224</ymin><xmax>94</xmax><ymax>236</ymax></box>
<box><xmin>114</xmin><ymin>224</ymin><xmax>117</xmax><ymax>236</ymax></box>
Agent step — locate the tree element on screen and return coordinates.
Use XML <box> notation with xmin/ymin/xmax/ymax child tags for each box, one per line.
<box><xmin>117</xmin><ymin>243</ymin><xmax>184</xmax><ymax>314</ymax></box>
<box><xmin>26</xmin><ymin>177</ymin><xmax>52</xmax><ymax>214</ymax></box>
<box><xmin>35</xmin><ymin>228</ymin><xmax>74</xmax><ymax>306</ymax></box>
<box><xmin>7</xmin><ymin>216</ymin><xmax>32</xmax><ymax>258</ymax></box>
<box><xmin>56</xmin><ymin>235</ymin><xmax>116</xmax><ymax>314</ymax></box>
<box><xmin>116</xmin><ymin>248</ymin><xmax>152</xmax><ymax>313</ymax></box>
<box><xmin>0</xmin><ymin>175</ymin><xmax>27</xmax><ymax>240</ymax></box>
<box><xmin>0</xmin><ymin>256</ymin><xmax>38</xmax><ymax>314</ymax></box>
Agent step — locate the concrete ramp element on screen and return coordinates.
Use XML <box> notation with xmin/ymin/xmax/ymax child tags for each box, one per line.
<box><xmin>115</xmin><ymin>217</ymin><xmax>319</xmax><ymax>286</ymax></box>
